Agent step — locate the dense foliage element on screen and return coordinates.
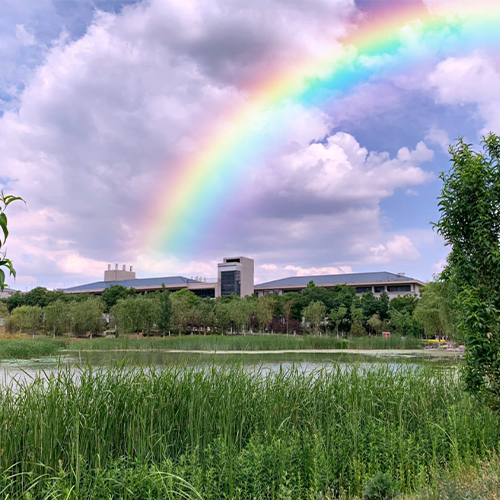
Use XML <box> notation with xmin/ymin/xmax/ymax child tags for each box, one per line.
<box><xmin>0</xmin><ymin>279</ymin><xmax>462</xmax><ymax>338</ymax></box>
<box><xmin>0</xmin><ymin>365</ymin><xmax>497</xmax><ymax>499</ymax></box>
<box><xmin>434</xmin><ymin>134</ymin><xmax>500</xmax><ymax>409</ymax></box>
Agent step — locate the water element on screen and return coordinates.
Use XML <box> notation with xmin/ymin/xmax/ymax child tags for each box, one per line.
<box><xmin>0</xmin><ymin>350</ymin><xmax>459</xmax><ymax>387</ymax></box>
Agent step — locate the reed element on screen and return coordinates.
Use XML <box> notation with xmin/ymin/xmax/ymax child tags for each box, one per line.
<box><xmin>0</xmin><ymin>364</ymin><xmax>497</xmax><ymax>499</ymax></box>
<box><xmin>0</xmin><ymin>338</ymin><xmax>64</xmax><ymax>360</ymax></box>
<box><xmin>65</xmin><ymin>333</ymin><xmax>424</xmax><ymax>352</ymax></box>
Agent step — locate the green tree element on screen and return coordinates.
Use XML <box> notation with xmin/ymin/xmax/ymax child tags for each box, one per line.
<box><xmin>434</xmin><ymin>134</ymin><xmax>500</xmax><ymax>408</ymax></box>
<box><xmin>0</xmin><ymin>192</ymin><xmax>24</xmax><ymax>290</ymax></box>
<box><xmin>102</xmin><ymin>285</ymin><xmax>136</xmax><ymax>311</ymax></box>
<box><xmin>170</xmin><ymin>289</ymin><xmax>197</xmax><ymax>335</ymax></box>
<box><xmin>70</xmin><ymin>297</ymin><xmax>104</xmax><ymax>337</ymax></box>
<box><xmin>349</xmin><ymin>301</ymin><xmax>366</xmax><ymax>337</ymax></box>
<box><xmin>256</xmin><ymin>295</ymin><xmax>276</xmax><ymax>333</ymax></box>
<box><xmin>302</xmin><ymin>300</ymin><xmax>326</xmax><ymax>335</ymax></box>
<box><xmin>282</xmin><ymin>298</ymin><xmax>295</xmax><ymax>335</ymax></box>
<box><xmin>24</xmin><ymin>287</ymin><xmax>51</xmax><ymax>308</ymax></box>
<box><xmin>367</xmin><ymin>313</ymin><xmax>382</xmax><ymax>335</ymax></box>
<box><xmin>9</xmin><ymin>305</ymin><xmax>43</xmax><ymax>335</ymax></box>
<box><xmin>157</xmin><ymin>289</ymin><xmax>172</xmax><ymax>336</ymax></box>
<box><xmin>44</xmin><ymin>300</ymin><xmax>70</xmax><ymax>336</ymax></box>
<box><xmin>6</xmin><ymin>292</ymin><xmax>25</xmax><ymax>312</ymax></box>
<box><xmin>330</xmin><ymin>305</ymin><xmax>347</xmax><ymax>337</ymax></box>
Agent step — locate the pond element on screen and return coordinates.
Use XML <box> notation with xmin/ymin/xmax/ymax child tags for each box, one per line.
<box><xmin>0</xmin><ymin>349</ymin><xmax>460</xmax><ymax>387</ymax></box>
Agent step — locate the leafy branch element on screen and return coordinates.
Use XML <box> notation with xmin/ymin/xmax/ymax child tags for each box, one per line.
<box><xmin>0</xmin><ymin>191</ymin><xmax>25</xmax><ymax>290</ymax></box>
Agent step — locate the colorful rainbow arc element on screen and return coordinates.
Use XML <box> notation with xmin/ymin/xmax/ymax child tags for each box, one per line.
<box><xmin>145</xmin><ymin>2</ymin><xmax>500</xmax><ymax>256</ymax></box>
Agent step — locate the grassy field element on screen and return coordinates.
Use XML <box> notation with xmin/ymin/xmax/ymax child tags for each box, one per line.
<box><xmin>0</xmin><ymin>338</ymin><xmax>64</xmax><ymax>360</ymax></box>
<box><xmin>63</xmin><ymin>333</ymin><xmax>425</xmax><ymax>351</ymax></box>
<box><xmin>0</xmin><ymin>364</ymin><xmax>497</xmax><ymax>499</ymax></box>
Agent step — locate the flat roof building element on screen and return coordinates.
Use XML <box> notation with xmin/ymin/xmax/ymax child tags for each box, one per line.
<box><xmin>63</xmin><ymin>257</ymin><xmax>255</xmax><ymax>298</ymax></box>
<box><xmin>255</xmin><ymin>271</ymin><xmax>423</xmax><ymax>298</ymax></box>
<box><xmin>63</xmin><ymin>257</ymin><xmax>423</xmax><ymax>299</ymax></box>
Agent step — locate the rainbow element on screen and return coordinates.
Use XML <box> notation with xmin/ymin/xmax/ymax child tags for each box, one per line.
<box><xmin>145</xmin><ymin>2</ymin><xmax>500</xmax><ymax>256</ymax></box>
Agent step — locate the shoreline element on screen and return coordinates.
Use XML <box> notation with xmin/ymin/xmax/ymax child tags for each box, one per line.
<box><xmin>63</xmin><ymin>348</ymin><xmax>462</xmax><ymax>357</ymax></box>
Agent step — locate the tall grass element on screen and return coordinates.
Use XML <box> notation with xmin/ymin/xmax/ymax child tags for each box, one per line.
<box><xmin>0</xmin><ymin>364</ymin><xmax>497</xmax><ymax>499</ymax></box>
<box><xmin>65</xmin><ymin>334</ymin><xmax>424</xmax><ymax>351</ymax></box>
<box><xmin>0</xmin><ymin>338</ymin><xmax>64</xmax><ymax>360</ymax></box>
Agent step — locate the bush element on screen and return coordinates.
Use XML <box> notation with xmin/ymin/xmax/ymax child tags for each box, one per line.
<box><xmin>364</xmin><ymin>471</ymin><xmax>399</xmax><ymax>500</ymax></box>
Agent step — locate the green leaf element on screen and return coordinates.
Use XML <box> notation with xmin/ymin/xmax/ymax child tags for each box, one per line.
<box><xmin>0</xmin><ymin>212</ymin><xmax>7</xmax><ymax>244</ymax></box>
<box><xmin>2</xmin><ymin>195</ymin><xmax>25</xmax><ymax>208</ymax></box>
<box><xmin>0</xmin><ymin>268</ymin><xmax>4</xmax><ymax>290</ymax></box>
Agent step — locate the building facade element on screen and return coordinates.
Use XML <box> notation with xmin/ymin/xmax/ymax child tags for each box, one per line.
<box><xmin>63</xmin><ymin>258</ymin><xmax>423</xmax><ymax>299</ymax></box>
<box><xmin>254</xmin><ymin>271</ymin><xmax>423</xmax><ymax>298</ymax></box>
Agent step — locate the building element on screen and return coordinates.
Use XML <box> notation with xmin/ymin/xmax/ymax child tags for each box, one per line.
<box><xmin>255</xmin><ymin>271</ymin><xmax>423</xmax><ymax>298</ymax></box>
<box><xmin>0</xmin><ymin>287</ymin><xmax>20</xmax><ymax>299</ymax></box>
<box><xmin>63</xmin><ymin>257</ymin><xmax>423</xmax><ymax>299</ymax></box>
<box><xmin>64</xmin><ymin>257</ymin><xmax>255</xmax><ymax>298</ymax></box>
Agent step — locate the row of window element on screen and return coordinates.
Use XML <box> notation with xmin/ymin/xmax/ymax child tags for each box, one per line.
<box><xmin>355</xmin><ymin>285</ymin><xmax>412</xmax><ymax>294</ymax></box>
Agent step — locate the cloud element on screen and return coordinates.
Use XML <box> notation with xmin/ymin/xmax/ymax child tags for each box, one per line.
<box><xmin>428</xmin><ymin>54</ymin><xmax>500</xmax><ymax>135</ymax></box>
<box><xmin>425</xmin><ymin>126</ymin><xmax>451</xmax><ymax>153</ymax></box>
<box><xmin>284</xmin><ymin>265</ymin><xmax>353</xmax><ymax>276</ymax></box>
<box><xmin>260</xmin><ymin>264</ymin><xmax>278</xmax><ymax>271</ymax></box>
<box><xmin>367</xmin><ymin>235</ymin><xmax>421</xmax><ymax>264</ymax></box>
<box><xmin>0</xmin><ymin>0</ymin><xmax>455</xmax><ymax>288</ymax></box>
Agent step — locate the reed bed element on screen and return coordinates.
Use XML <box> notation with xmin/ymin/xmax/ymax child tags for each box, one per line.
<box><xmin>0</xmin><ymin>364</ymin><xmax>497</xmax><ymax>499</ymax></box>
<box><xmin>0</xmin><ymin>338</ymin><xmax>63</xmax><ymax>360</ymax></box>
<box><xmin>65</xmin><ymin>333</ymin><xmax>424</xmax><ymax>352</ymax></box>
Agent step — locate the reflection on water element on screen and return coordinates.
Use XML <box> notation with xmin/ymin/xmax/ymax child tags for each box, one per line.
<box><xmin>0</xmin><ymin>350</ymin><xmax>459</xmax><ymax>388</ymax></box>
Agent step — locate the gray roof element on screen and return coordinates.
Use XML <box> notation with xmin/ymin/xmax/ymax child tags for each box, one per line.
<box><xmin>64</xmin><ymin>276</ymin><xmax>202</xmax><ymax>293</ymax></box>
<box><xmin>255</xmin><ymin>271</ymin><xmax>419</xmax><ymax>289</ymax></box>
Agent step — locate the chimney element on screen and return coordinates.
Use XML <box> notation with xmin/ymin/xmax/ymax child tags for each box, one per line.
<box><xmin>130</xmin><ymin>265</ymin><xmax>133</xmax><ymax>272</ymax></box>
<box><xmin>115</xmin><ymin>263</ymin><xmax>118</xmax><ymax>270</ymax></box>
<box><xmin>108</xmin><ymin>264</ymin><xmax>111</xmax><ymax>271</ymax></box>
<box><xmin>122</xmin><ymin>264</ymin><xmax>126</xmax><ymax>271</ymax></box>
<box><xmin>398</xmin><ymin>272</ymin><xmax>405</xmax><ymax>277</ymax></box>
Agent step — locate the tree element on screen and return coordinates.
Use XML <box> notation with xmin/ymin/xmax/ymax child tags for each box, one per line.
<box><xmin>70</xmin><ymin>297</ymin><xmax>104</xmax><ymax>337</ymax></box>
<box><xmin>157</xmin><ymin>289</ymin><xmax>172</xmax><ymax>336</ymax></box>
<box><xmin>302</xmin><ymin>301</ymin><xmax>326</xmax><ymax>335</ymax></box>
<box><xmin>330</xmin><ymin>305</ymin><xmax>347</xmax><ymax>337</ymax></box>
<box><xmin>413</xmin><ymin>281</ymin><xmax>456</xmax><ymax>339</ymax></box>
<box><xmin>9</xmin><ymin>305</ymin><xmax>43</xmax><ymax>335</ymax></box>
<box><xmin>170</xmin><ymin>289</ymin><xmax>197</xmax><ymax>335</ymax></box>
<box><xmin>102</xmin><ymin>285</ymin><xmax>136</xmax><ymax>311</ymax></box>
<box><xmin>434</xmin><ymin>134</ymin><xmax>500</xmax><ymax>409</ymax></box>
<box><xmin>256</xmin><ymin>295</ymin><xmax>276</xmax><ymax>333</ymax></box>
<box><xmin>282</xmin><ymin>298</ymin><xmax>295</xmax><ymax>335</ymax></box>
<box><xmin>349</xmin><ymin>302</ymin><xmax>366</xmax><ymax>337</ymax></box>
<box><xmin>44</xmin><ymin>300</ymin><xmax>70</xmax><ymax>336</ymax></box>
<box><xmin>0</xmin><ymin>192</ymin><xmax>24</xmax><ymax>290</ymax></box>
<box><xmin>367</xmin><ymin>313</ymin><xmax>382</xmax><ymax>335</ymax></box>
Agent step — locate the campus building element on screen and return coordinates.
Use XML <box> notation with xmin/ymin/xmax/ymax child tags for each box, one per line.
<box><xmin>63</xmin><ymin>257</ymin><xmax>423</xmax><ymax>298</ymax></box>
<box><xmin>254</xmin><ymin>271</ymin><xmax>424</xmax><ymax>298</ymax></box>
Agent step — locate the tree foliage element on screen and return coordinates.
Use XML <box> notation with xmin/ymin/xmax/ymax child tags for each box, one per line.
<box><xmin>434</xmin><ymin>133</ymin><xmax>500</xmax><ymax>409</ymax></box>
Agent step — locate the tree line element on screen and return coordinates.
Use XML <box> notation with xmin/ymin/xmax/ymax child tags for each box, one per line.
<box><xmin>0</xmin><ymin>279</ymin><xmax>459</xmax><ymax>338</ymax></box>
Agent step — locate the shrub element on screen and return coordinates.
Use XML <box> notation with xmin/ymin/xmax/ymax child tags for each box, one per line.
<box><xmin>364</xmin><ymin>471</ymin><xmax>399</xmax><ymax>500</ymax></box>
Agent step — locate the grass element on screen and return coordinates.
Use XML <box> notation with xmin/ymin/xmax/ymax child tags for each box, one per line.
<box><xmin>0</xmin><ymin>338</ymin><xmax>64</xmax><ymax>360</ymax></box>
<box><xmin>63</xmin><ymin>333</ymin><xmax>425</xmax><ymax>351</ymax></box>
<box><xmin>0</xmin><ymin>364</ymin><xmax>498</xmax><ymax>499</ymax></box>
<box><xmin>404</xmin><ymin>456</ymin><xmax>500</xmax><ymax>499</ymax></box>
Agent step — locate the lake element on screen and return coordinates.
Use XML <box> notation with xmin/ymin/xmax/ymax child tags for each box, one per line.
<box><xmin>0</xmin><ymin>348</ymin><xmax>460</xmax><ymax>387</ymax></box>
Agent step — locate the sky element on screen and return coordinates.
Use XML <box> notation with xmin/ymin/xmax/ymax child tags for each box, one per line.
<box><xmin>0</xmin><ymin>0</ymin><xmax>499</xmax><ymax>290</ymax></box>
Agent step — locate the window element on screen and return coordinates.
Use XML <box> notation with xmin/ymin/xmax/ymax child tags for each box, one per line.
<box><xmin>387</xmin><ymin>285</ymin><xmax>411</xmax><ymax>293</ymax></box>
<box><xmin>221</xmin><ymin>270</ymin><xmax>241</xmax><ymax>296</ymax></box>
<box><xmin>374</xmin><ymin>286</ymin><xmax>385</xmax><ymax>293</ymax></box>
<box><xmin>192</xmin><ymin>288</ymin><xmax>215</xmax><ymax>298</ymax></box>
<box><xmin>355</xmin><ymin>286</ymin><xmax>372</xmax><ymax>294</ymax></box>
